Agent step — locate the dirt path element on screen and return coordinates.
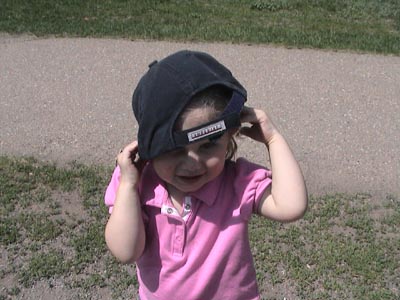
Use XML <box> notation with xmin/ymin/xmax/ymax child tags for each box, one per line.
<box><xmin>1</xmin><ymin>35</ymin><xmax>399</xmax><ymax>197</ymax></box>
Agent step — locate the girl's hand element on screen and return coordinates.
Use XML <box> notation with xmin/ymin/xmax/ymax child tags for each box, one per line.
<box><xmin>239</xmin><ymin>106</ymin><xmax>279</xmax><ymax>145</ymax></box>
<box><xmin>241</xmin><ymin>106</ymin><xmax>308</xmax><ymax>222</ymax></box>
<box><xmin>116</xmin><ymin>141</ymin><xmax>145</xmax><ymax>187</ymax></box>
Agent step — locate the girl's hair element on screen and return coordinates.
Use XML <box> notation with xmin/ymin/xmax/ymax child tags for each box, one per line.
<box><xmin>176</xmin><ymin>85</ymin><xmax>239</xmax><ymax>160</ymax></box>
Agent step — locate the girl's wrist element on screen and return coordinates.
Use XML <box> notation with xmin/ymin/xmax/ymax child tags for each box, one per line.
<box><xmin>119</xmin><ymin>177</ymin><xmax>139</xmax><ymax>190</ymax></box>
<box><xmin>264</xmin><ymin>129</ymin><xmax>281</xmax><ymax>147</ymax></box>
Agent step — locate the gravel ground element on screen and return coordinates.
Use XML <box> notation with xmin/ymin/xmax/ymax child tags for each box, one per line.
<box><xmin>1</xmin><ymin>34</ymin><xmax>399</xmax><ymax>197</ymax></box>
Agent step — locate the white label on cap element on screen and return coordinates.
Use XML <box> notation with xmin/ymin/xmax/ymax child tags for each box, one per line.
<box><xmin>187</xmin><ymin>120</ymin><xmax>226</xmax><ymax>142</ymax></box>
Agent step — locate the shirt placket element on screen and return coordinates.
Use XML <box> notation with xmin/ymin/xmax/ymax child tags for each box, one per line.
<box><xmin>161</xmin><ymin>196</ymin><xmax>193</xmax><ymax>256</ymax></box>
<box><xmin>173</xmin><ymin>221</ymin><xmax>185</xmax><ymax>256</ymax></box>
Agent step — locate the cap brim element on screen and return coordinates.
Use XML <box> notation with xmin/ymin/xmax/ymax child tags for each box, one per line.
<box><xmin>173</xmin><ymin>91</ymin><xmax>245</xmax><ymax>147</ymax></box>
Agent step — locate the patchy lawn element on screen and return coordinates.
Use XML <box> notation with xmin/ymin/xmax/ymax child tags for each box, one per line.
<box><xmin>1</xmin><ymin>156</ymin><xmax>399</xmax><ymax>299</ymax></box>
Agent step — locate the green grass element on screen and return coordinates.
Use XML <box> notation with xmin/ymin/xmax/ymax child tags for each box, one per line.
<box><xmin>1</xmin><ymin>2</ymin><xmax>399</xmax><ymax>299</ymax></box>
<box><xmin>0</xmin><ymin>156</ymin><xmax>138</xmax><ymax>299</ymax></box>
<box><xmin>251</xmin><ymin>193</ymin><xmax>400</xmax><ymax>299</ymax></box>
<box><xmin>0</xmin><ymin>0</ymin><xmax>399</xmax><ymax>55</ymax></box>
<box><xmin>0</xmin><ymin>156</ymin><xmax>399</xmax><ymax>299</ymax></box>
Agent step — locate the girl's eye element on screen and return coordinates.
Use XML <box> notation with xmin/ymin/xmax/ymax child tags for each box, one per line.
<box><xmin>201</xmin><ymin>141</ymin><xmax>217</xmax><ymax>150</ymax></box>
<box><xmin>164</xmin><ymin>148</ymin><xmax>185</xmax><ymax>158</ymax></box>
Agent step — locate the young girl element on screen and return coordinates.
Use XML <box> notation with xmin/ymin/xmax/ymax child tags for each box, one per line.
<box><xmin>104</xmin><ymin>50</ymin><xmax>307</xmax><ymax>300</ymax></box>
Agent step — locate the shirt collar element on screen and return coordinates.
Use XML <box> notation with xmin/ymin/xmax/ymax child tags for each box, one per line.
<box><xmin>188</xmin><ymin>169</ymin><xmax>224</xmax><ymax>206</ymax></box>
<box><xmin>139</xmin><ymin>163</ymin><xmax>226</xmax><ymax>208</ymax></box>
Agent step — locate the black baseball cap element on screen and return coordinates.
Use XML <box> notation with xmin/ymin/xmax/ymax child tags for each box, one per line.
<box><xmin>132</xmin><ymin>50</ymin><xmax>247</xmax><ymax>160</ymax></box>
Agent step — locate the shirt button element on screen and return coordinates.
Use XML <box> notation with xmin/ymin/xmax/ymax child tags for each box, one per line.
<box><xmin>184</xmin><ymin>204</ymin><xmax>191</xmax><ymax>210</ymax></box>
<box><xmin>167</xmin><ymin>208</ymin><xmax>173</xmax><ymax>214</ymax></box>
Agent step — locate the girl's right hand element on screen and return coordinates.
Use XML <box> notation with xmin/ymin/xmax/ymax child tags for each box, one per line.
<box><xmin>116</xmin><ymin>141</ymin><xmax>145</xmax><ymax>187</ymax></box>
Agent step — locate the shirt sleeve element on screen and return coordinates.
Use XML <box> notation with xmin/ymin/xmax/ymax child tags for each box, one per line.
<box><xmin>104</xmin><ymin>166</ymin><xmax>121</xmax><ymax>214</ymax></box>
<box><xmin>104</xmin><ymin>166</ymin><xmax>150</xmax><ymax>224</ymax></box>
<box><xmin>234</xmin><ymin>158</ymin><xmax>272</xmax><ymax>220</ymax></box>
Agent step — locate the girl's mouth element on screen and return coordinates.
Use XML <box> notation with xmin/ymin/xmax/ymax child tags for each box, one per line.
<box><xmin>177</xmin><ymin>174</ymin><xmax>203</xmax><ymax>183</ymax></box>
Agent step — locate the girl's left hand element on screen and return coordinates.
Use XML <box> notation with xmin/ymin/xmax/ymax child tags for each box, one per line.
<box><xmin>239</xmin><ymin>106</ymin><xmax>278</xmax><ymax>145</ymax></box>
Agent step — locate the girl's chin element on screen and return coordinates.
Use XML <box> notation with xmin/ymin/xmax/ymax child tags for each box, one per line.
<box><xmin>173</xmin><ymin>176</ymin><xmax>206</xmax><ymax>192</ymax></box>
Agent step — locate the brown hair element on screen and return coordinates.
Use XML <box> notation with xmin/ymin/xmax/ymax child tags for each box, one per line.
<box><xmin>177</xmin><ymin>85</ymin><xmax>239</xmax><ymax>160</ymax></box>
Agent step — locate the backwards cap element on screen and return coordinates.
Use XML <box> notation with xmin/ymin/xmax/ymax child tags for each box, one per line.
<box><xmin>132</xmin><ymin>50</ymin><xmax>247</xmax><ymax>160</ymax></box>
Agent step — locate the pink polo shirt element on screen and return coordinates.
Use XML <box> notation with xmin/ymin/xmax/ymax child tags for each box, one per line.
<box><xmin>105</xmin><ymin>158</ymin><xmax>272</xmax><ymax>300</ymax></box>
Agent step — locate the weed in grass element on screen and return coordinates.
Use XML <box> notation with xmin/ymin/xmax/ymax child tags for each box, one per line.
<box><xmin>251</xmin><ymin>0</ymin><xmax>296</xmax><ymax>12</ymax></box>
<box><xmin>0</xmin><ymin>217</ymin><xmax>19</xmax><ymax>245</ymax></box>
<box><xmin>70</xmin><ymin>221</ymin><xmax>108</xmax><ymax>266</ymax></box>
<box><xmin>382</xmin><ymin>211</ymin><xmax>400</xmax><ymax>229</ymax></box>
<box><xmin>99</xmin><ymin>255</ymin><xmax>138</xmax><ymax>299</ymax></box>
<box><xmin>8</xmin><ymin>286</ymin><xmax>20</xmax><ymax>296</ymax></box>
<box><xmin>19</xmin><ymin>249</ymin><xmax>70</xmax><ymax>287</ymax></box>
<box><xmin>17</xmin><ymin>212</ymin><xmax>63</xmax><ymax>242</ymax></box>
<box><xmin>381</xmin><ymin>194</ymin><xmax>400</xmax><ymax>231</ymax></box>
<box><xmin>71</xmin><ymin>273</ymin><xmax>107</xmax><ymax>290</ymax></box>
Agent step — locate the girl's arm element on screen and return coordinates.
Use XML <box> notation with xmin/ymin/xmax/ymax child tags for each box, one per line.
<box><xmin>240</xmin><ymin>107</ymin><xmax>308</xmax><ymax>222</ymax></box>
<box><xmin>105</xmin><ymin>141</ymin><xmax>146</xmax><ymax>263</ymax></box>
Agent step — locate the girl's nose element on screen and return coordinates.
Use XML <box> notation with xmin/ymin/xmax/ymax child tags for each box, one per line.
<box><xmin>179</xmin><ymin>145</ymin><xmax>205</xmax><ymax>170</ymax></box>
<box><xmin>180</xmin><ymin>149</ymin><xmax>205</xmax><ymax>171</ymax></box>
<box><xmin>186</xmin><ymin>149</ymin><xmax>201</xmax><ymax>162</ymax></box>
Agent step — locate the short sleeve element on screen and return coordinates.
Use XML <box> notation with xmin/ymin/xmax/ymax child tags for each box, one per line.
<box><xmin>104</xmin><ymin>166</ymin><xmax>121</xmax><ymax>214</ymax></box>
<box><xmin>233</xmin><ymin>158</ymin><xmax>272</xmax><ymax>220</ymax></box>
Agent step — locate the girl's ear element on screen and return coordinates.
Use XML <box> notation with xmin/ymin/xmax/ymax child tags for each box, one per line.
<box><xmin>226</xmin><ymin>129</ymin><xmax>239</xmax><ymax>160</ymax></box>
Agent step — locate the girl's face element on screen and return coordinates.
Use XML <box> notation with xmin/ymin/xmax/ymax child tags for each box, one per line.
<box><xmin>152</xmin><ymin>106</ymin><xmax>231</xmax><ymax>197</ymax></box>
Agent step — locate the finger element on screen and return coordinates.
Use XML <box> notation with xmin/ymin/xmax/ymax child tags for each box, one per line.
<box><xmin>116</xmin><ymin>141</ymin><xmax>139</xmax><ymax>165</ymax></box>
<box><xmin>240</xmin><ymin>106</ymin><xmax>254</xmax><ymax>116</ymax></box>
<box><xmin>134</xmin><ymin>158</ymin><xmax>148</xmax><ymax>173</ymax></box>
<box><xmin>239</xmin><ymin>126</ymin><xmax>257</xmax><ymax>139</ymax></box>
<box><xmin>122</xmin><ymin>140</ymin><xmax>139</xmax><ymax>153</ymax></box>
<box><xmin>128</xmin><ymin>141</ymin><xmax>140</xmax><ymax>163</ymax></box>
<box><xmin>240</xmin><ymin>106</ymin><xmax>257</xmax><ymax>123</ymax></box>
